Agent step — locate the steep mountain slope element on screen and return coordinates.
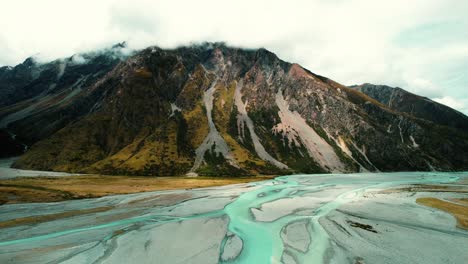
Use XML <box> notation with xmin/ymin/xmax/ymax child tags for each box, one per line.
<box><xmin>0</xmin><ymin>43</ymin><xmax>129</xmax><ymax>144</ymax></box>
<box><xmin>0</xmin><ymin>129</ymin><xmax>24</xmax><ymax>158</ymax></box>
<box><xmin>1</xmin><ymin>43</ymin><xmax>467</xmax><ymax>175</ymax></box>
<box><xmin>351</xmin><ymin>83</ymin><xmax>468</xmax><ymax>131</ymax></box>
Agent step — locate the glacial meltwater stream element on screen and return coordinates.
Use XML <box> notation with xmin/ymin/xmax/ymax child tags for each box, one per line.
<box><xmin>0</xmin><ymin>172</ymin><xmax>467</xmax><ymax>263</ymax></box>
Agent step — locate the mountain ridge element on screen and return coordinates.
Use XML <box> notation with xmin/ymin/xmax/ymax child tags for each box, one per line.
<box><xmin>350</xmin><ymin>83</ymin><xmax>468</xmax><ymax>131</ymax></box>
<box><xmin>1</xmin><ymin>43</ymin><xmax>467</xmax><ymax>175</ymax></box>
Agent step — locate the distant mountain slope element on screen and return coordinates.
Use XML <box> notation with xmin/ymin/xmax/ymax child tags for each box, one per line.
<box><xmin>350</xmin><ymin>83</ymin><xmax>468</xmax><ymax>131</ymax></box>
<box><xmin>1</xmin><ymin>43</ymin><xmax>467</xmax><ymax>175</ymax></box>
<box><xmin>0</xmin><ymin>44</ymin><xmax>129</xmax><ymax>143</ymax></box>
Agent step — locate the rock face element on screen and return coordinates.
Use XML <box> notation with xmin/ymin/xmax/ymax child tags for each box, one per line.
<box><xmin>351</xmin><ymin>83</ymin><xmax>468</xmax><ymax>131</ymax></box>
<box><xmin>1</xmin><ymin>43</ymin><xmax>467</xmax><ymax>175</ymax></box>
<box><xmin>0</xmin><ymin>44</ymin><xmax>127</xmax><ymax>144</ymax></box>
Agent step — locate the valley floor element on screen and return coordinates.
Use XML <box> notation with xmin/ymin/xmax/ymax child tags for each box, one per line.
<box><xmin>0</xmin><ymin>163</ymin><xmax>467</xmax><ymax>263</ymax></box>
<box><xmin>0</xmin><ymin>175</ymin><xmax>274</xmax><ymax>204</ymax></box>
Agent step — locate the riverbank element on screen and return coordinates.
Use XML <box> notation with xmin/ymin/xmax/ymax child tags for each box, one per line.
<box><xmin>417</xmin><ymin>197</ymin><xmax>468</xmax><ymax>229</ymax></box>
<box><xmin>1</xmin><ymin>172</ymin><xmax>467</xmax><ymax>264</ymax></box>
<box><xmin>0</xmin><ymin>175</ymin><xmax>275</xmax><ymax>204</ymax></box>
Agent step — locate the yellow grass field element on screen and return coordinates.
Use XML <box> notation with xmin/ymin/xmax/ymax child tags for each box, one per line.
<box><xmin>417</xmin><ymin>197</ymin><xmax>468</xmax><ymax>230</ymax></box>
<box><xmin>0</xmin><ymin>175</ymin><xmax>274</xmax><ymax>204</ymax></box>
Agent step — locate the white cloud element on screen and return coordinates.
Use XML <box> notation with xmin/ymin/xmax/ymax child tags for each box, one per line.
<box><xmin>0</xmin><ymin>0</ymin><xmax>467</xmax><ymax>114</ymax></box>
<box><xmin>70</xmin><ymin>54</ymin><xmax>88</xmax><ymax>65</ymax></box>
<box><xmin>406</xmin><ymin>78</ymin><xmax>443</xmax><ymax>98</ymax></box>
<box><xmin>434</xmin><ymin>97</ymin><xmax>468</xmax><ymax>115</ymax></box>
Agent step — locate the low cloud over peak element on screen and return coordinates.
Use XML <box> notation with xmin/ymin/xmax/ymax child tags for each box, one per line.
<box><xmin>1</xmin><ymin>0</ymin><xmax>467</xmax><ymax>114</ymax></box>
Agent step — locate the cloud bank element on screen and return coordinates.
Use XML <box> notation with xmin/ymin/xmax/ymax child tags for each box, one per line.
<box><xmin>1</xmin><ymin>0</ymin><xmax>467</xmax><ymax>114</ymax></box>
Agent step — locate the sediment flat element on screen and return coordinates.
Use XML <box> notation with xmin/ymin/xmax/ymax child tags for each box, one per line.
<box><xmin>417</xmin><ymin>197</ymin><xmax>468</xmax><ymax>229</ymax></box>
<box><xmin>0</xmin><ymin>172</ymin><xmax>467</xmax><ymax>264</ymax></box>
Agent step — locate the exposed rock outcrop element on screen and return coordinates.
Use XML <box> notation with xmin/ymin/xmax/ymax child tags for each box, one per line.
<box><xmin>1</xmin><ymin>43</ymin><xmax>467</xmax><ymax>175</ymax></box>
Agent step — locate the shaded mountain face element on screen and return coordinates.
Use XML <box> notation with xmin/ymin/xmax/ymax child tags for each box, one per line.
<box><xmin>1</xmin><ymin>43</ymin><xmax>467</xmax><ymax>175</ymax></box>
<box><xmin>0</xmin><ymin>44</ymin><xmax>129</xmax><ymax>144</ymax></box>
<box><xmin>0</xmin><ymin>129</ymin><xmax>25</xmax><ymax>158</ymax></box>
<box><xmin>351</xmin><ymin>83</ymin><xmax>468</xmax><ymax>131</ymax></box>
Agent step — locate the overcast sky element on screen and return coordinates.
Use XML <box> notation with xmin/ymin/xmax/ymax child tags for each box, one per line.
<box><xmin>1</xmin><ymin>0</ymin><xmax>467</xmax><ymax>114</ymax></box>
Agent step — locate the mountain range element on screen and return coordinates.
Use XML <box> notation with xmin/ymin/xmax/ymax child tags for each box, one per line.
<box><xmin>1</xmin><ymin>43</ymin><xmax>467</xmax><ymax>176</ymax></box>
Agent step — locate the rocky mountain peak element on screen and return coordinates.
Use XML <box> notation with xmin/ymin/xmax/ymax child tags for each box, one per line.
<box><xmin>1</xmin><ymin>43</ymin><xmax>467</xmax><ymax>175</ymax></box>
